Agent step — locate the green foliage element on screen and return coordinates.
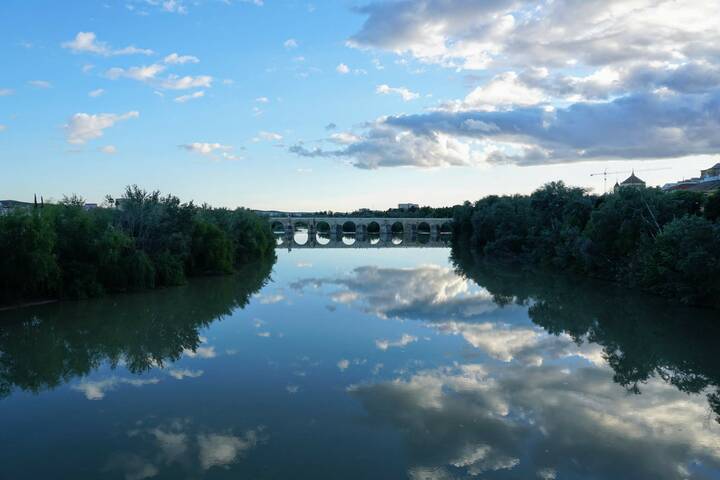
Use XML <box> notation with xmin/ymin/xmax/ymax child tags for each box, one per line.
<box><xmin>636</xmin><ymin>216</ymin><xmax>720</xmax><ymax>305</ymax></box>
<box><xmin>0</xmin><ymin>212</ymin><xmax>59</xmax><ymax>303</ymax></box>
<box><xmin>0</xmin><ymin>186</ymin><xmax>276</xmax><ymax>306</ymax></box>
<box><xmin>189</xmin><ymin>219</ymin><xmax>234</xmax><ymax>274</ymax></box>
<box><xmin>453</xmin><ymin>182</ymin><xmax>720</xmax><ymax>307</ymax></box>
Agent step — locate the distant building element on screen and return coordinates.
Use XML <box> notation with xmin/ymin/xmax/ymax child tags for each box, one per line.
<box><xmin>662</xmin><ymin>163</ymin><xmax>720</xmax><ymax>193</ymax></box>
<box><xmin>701</xmin><ymin>163</ymin><xmax>720</xmax><ymax>179</ymax></box>
<box><xmin>83</xmin><ymin>203</ymin><xmax>98</xmax><ymax>211</ymax></box>
<box><xmin>614</xmin><ymin>172</ymin><xmax>646</xmax><ymax>192</ymax></box>
<box><xmin>398</xmin><ymin>203</ymin><xmax>419</xmax><ymax>211</ymax></box>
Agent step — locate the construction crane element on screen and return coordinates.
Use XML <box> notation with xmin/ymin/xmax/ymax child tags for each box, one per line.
<box><xmin>590</xmin><ymin>167</ymin><xmax>671</xmax><ymax>193</ymax></box>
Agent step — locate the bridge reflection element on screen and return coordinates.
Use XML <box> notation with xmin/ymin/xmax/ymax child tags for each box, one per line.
<box><xmin>276</xmin><ymin>232</ymin><xmax>451</xmax><ymax>249</ymax></box>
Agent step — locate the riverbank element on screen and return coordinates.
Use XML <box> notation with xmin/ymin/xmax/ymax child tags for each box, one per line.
<box><xmin>0</xmin><ymin>186</ymin><xmax>276</xmax><ymax>308</ymax></box>
<box><xmin>451</xmin><ymin>182</ymin><xmax>720</xmax><ymax>308</ymax></box>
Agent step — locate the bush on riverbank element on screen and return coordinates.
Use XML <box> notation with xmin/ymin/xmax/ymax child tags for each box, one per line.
<box><xmin>452</xmin><ymin>182</ymin><xmax>720</xmax><ymax>308</ymax></box>
<box><xmin>0</xmin><ymin>186</ymin><xmax>275</xmax><ymax>305</ymax></box>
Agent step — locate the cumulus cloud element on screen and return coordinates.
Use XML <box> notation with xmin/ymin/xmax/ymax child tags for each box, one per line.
<box><xmin>62</xmin><ymin>32</ymin><xmax>153</xmax><ymax>56</ymax></box>
<box><xmin>283</xmin><ymin>38</ymin><xmax>298</xmax><ymax>49</ymax></box>
<box><xmin>174</xmin><ymin>90</ymin><xmax>205</xmax><ymax>103</ymax></box>
<box><xmin>164</xmin><ymin>52</ymin><xmax>199</xmax><ymax>64</ymax></box>
<box><xmin>254</xmin><ymin>131</ymin><xmax>283</xmax><ymax>142</ymax></box>
<box><xmin>88</xmin><ymin>88</ymin><xmax>105</xmax><ymax>97</ymax></box>
<box><xmin>72</xmin><ymin>376</ymin><xmax>159</xmax><ymax>400</ymax></box>
<box><xmin>336</xmin><ymin>63</ymin><xmax>350</xmax><ymax>74</ymax></box>
<box><xmin>180</xmin><ymin>142</ymin><xmax>239</xmax><ymax>160</ymax></box>
<box><xmin>168</xmin><ymin>369</ymin><xmax>204</xmax><ymax>380</ymax></box>
<box><xmin>292</xmin><ymin>265</ymin><xmax>498</xmax><ymax>321</ymax></box>
<box><xmin>292</xmin><ymin>91</ymin><xmax>720</xmax><ymax>168</ymax></box>
<box><xmin>65</xmin><ymin>111</ymin><xmax>139</xmax><ymax>145</ymax></box>
<box><xmin>107</xmin><ymin>420</ymin><xmax>264</xmax><ymax>478</ymax></box>
<box><xmin>375</xmin><ymin>333</ymin><xmax>418</xmax><ymax>351</ymax></box>
<box><xmin>376</xmin><ymin>84</ymin><xmax>419</xmax><ymax>101</ymax></box>
<box><xmin>160</xmin><ymin>74</ymin><xmax>213</xmax><ymax>90</ymax></box>
<box><xmin>349</xmin><ymin>1</ymin><xmax>720</xmax><ymax>72</ymax></box>
<box><xmin>105</xmin><ymin>61</ymin><xmax>212</xmax><ymax>91</ymax></box>
<box><xmin>349</xmin><ymin>362</ymin><xmax>720</xmax><ymax>479</ymax></box>
<box><xmin>309</xmin><ymin>1</ymin><xmax>720</xmax><ymax>169</ymax></box>
<box><xmin>182</xmin><ymin>345</ymin><xmax>217</xmax><ymax>358</ymax></box>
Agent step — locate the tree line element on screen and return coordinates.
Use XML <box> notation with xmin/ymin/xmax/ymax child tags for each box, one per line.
<box><xmin>451</xmin><ymin>182</ymin><xmax>720</xmax><ymax>308</ymax></box>
<box><xmin>0</xmin><ymin>186</ymin><xmax>276</xmax><ymax>306</ymax></box>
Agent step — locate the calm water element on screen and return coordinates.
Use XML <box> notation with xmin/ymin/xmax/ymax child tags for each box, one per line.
<box><xmin>1</xmin><ymin>244</ymin><xmax>719</xmax><ymax>479</ymax></box>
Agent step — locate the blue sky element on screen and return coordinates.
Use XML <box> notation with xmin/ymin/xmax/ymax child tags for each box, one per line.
<box><xmin>1</xmin><ymin>0</ymin><xmax>718</xmax><ymax>210</ymax></box>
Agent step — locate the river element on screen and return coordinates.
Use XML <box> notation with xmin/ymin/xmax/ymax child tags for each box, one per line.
<box><xmin>1</xmin><ymin>242</ymin><xmax>719</xmax><ymax>479</ymax></box>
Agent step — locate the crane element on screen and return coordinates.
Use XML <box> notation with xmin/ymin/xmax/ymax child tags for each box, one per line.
<box><xmin>590</xmin><ymin>167</ymin><xmax>671</xmax><ymax>193</ymax></box>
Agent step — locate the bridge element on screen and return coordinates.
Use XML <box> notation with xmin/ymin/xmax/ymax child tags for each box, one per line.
<box><xmin>277</xmin><ymin>233</ymin><xmax>451</xmax><ymax>249</ymax></box>
<box><xmin>268</xmin><ymin>217</ymin><xmax>453</xmax><ymax>237</ymax></box>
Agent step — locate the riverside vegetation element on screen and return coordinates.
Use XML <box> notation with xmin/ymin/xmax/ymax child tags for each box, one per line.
<box><xmin>452</xmin><ymin>182</ymin><xmax>720</xmax><ymax>308</ymax></box>
<box><xmin>0</xmin><ymin>186</ymin><xmax>275</xmax><ymax>306</ymax></box>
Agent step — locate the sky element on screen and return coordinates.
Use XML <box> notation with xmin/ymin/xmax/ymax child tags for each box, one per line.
<box><xmin>1</xmin><ymin>0</ymin><xmax>718</xmax><ymax>211</ymax></box>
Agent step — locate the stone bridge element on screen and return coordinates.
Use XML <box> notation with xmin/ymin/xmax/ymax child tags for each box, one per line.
<box><xmin>268</xmin><ymin>217</ymin><xmax>453</xmax><ymax>237</ymax></box>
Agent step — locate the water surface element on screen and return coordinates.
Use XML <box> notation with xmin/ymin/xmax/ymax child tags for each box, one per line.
<box><xmin>1</xmin><ymin>246</ymin><xmax>719</xmax><ymax>479</ymax></box>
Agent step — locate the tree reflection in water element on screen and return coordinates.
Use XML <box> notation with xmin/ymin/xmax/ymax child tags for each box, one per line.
<box><xmin>0</xmin><ymin>257</ymin><xmax>274</xmax><ymax>398</ymax></box>
<box><xmin>450</xmin><ymin>244</ymin><xmax>720</xmax><ymax>423</ymax></box>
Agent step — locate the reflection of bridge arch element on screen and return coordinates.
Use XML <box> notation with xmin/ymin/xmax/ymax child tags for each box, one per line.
<box><xmin>275</xmin><ymin>233</ymin><xmax>450</xmax><ymax>249</ymax></box>
<box><xmin>417</xmin><ymin>221</ymin><xmax>431</xmax><ymax>235</ymax></box>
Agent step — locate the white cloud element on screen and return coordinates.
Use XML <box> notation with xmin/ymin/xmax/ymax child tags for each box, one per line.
<box><xmin>375</xmin><ymin>333</ymin><xmax>418</xmax><ymax>351</ymax></box>
<box><xmin>72</xmin><ymin>376</ymin><xmax>160</xmax><ymax>400</ymax></box>
<box><xmin>107</xmin><ymin>64</ymin><xmax>166</xmax><ymax>82</ymax></box>
<box><xmin>336</xmin><ymin>63</ymin><xmax>350</xmax><ymax>74</ymax></box>
<box><xmin>255</xmin><ymin>96</ymin><xmax>269</xmax><ymax>103</ymax></box>
<box><xmin>257</xmin><ymin>293</ymin><xmax>285</xmax><ymax>303</ymax></box>
<box><xmin>376</xmin><ymin>84</ymin><xmax>419</xmax><ymax>101</ymax></box>
<box><xmin>106</xmin><ymin>64</ymin><xmax>212</xmax><ymax>91</ymax></box>
<box><xmin>283</xmin><ymin>38</ymin><xmax>298</xmax><ymax>49</ymax></box>
<box><xmin>160</xmin><ymin>74</ymin><xmax>213</xmax><ymax>90</ymax></box>
<box><xmin>180</xmin><ymin>142</ymin><xmax>232</xmax><ymax>157</ymax></box>
<box><xmin>65</xmin><ymin>111</ymin><xmax>139</xmax><ymax>145</ymax></box>
<box><xmin>174</xmin><ymin>90</ymin><xmax>205</xmax><ymax>103</ymax></box>
<box><xmin>197</xmin><ymin>431</ymin><xmax>260</xmax><ymax>470</ymax></box>
<box><xmin>62</xmin><ymin>32</ymin><xmax>153</xmax><ymax>56</ymax></box>
<box><xmin>255</xmin><ymin>131</ymin><xmax>283</xmax><ymax>142</ymax></box>
<box><xmin>101</xmin><ymin>145</ymin><xmax>117</xmax><ymax>154</ymax></box>
<box><xmin>443</xmin><ymin>72</ymin><xmax>547</xmax><ymax>112</ymax></box>
<box><xmin>337</xmin><ymin>359</ymin><xmax>350</xmax><ymax>371</ymax></box>
<box><xmin>168</xmin><ymin>369</ymin><xmax>204</xmax><ymax>380</ymax></box>
<box><xmin>0</xmin><ymin>125</ymin><xmax>6</xmax><ymax>132</ymax></box>
<box><xmin>0</xmin><ymin>88</ymin><xmax>14</xmax><ymax>96</ymax></box>
<box><xmin>164</xmin><ymin>52</ymin><xmax>199</xmax><ymax>64</ymax></box>
<box><xmin>88</xmin><ymin>88</ymin><xmax>105</xmax><ymax>98</ymax></box>
<box><xmin>329</xmin><ymin>132</ymin><xmax>361</xmax><ymax>145</ymax></box>
<box><xmin>182</xmin><ymin>345</ymin><xmax>217</xmax><ymax>358</ymax></box>
<box><xmin>28</xmin><ymin>80</ymin><xmax>51</xmax><ymax>88</ymax></box>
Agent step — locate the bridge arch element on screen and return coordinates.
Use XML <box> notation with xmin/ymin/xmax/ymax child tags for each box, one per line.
<box><xmin>315</xmin><ymin>221</ymin><xmax>331</xmax><ymax>234</ymax></box>
<box><xmin>271</xmin><ymin>221</ymin><xmax>285</xmax><ymax>234</ymax></box>
<box><xmin>391</xmin><ymin>221</ymin><xmax>404</xmax><ymax>234</ymax></box>
<box><xmin>440</xmin><ymin>222</ymin><xmax>452</xmax><ymax>234</ymax></box>
<box><xmin>367</xmin><ymin>221</ymin><xmax>380</xmax><ymax>234</ymax></box>
<box><xmin>342</xmin><ymin>221</ymin><xmax>357</xmax><ymax>234</ymax></box>
<box><xmin>417</xmin><ymin>221</ymin><xmax>431</xmax><ymax>235</ymax></box>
